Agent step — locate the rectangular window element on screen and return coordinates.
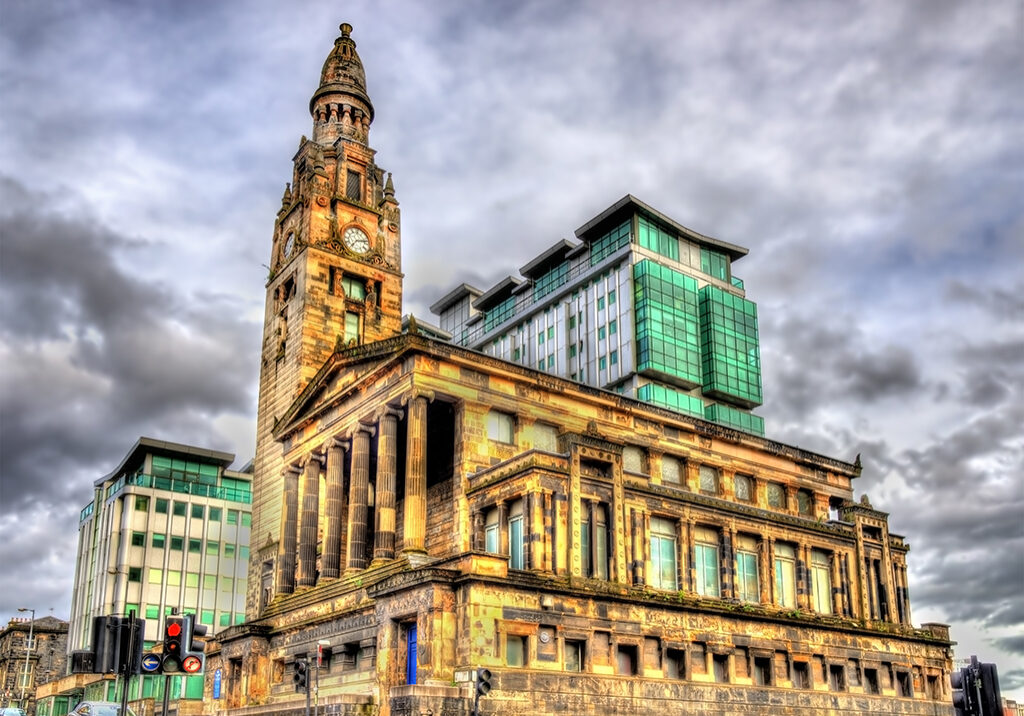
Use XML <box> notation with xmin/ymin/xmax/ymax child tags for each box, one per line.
<box><xmin>188</xmin><ymin>538</ymin><xmax>202</xmax><ymax>554</ymax></box>
<box><xmin>610</xmin><ymin>350</ymin><xmax>618</xmax><ymax>365</ymax></box>
<box><xmin>713</xmin><ymin>653</ymin><xmax>729</xmax><ymax>683</ymax></box>
<box><xmin>568</xmin><ymin>315</ymin><xmax>576</xmax><ymax>330</ymax></box>
<box><xmin>609</xmin><ymin>319</ymin><xmax>617</xmax><ymax>335</ymax></box>
<box><xmin>152</xmin><ymin>533</ymin><xmax>166</xmax><ymax>549</ymax></box>
<box><xmin>128</xmin><ymin>567</ymin><xmax>142</xmax><ymax>583</ymax></box>
<box><xmin>506</xmin><ymin>635</ymin><xmax>525</xmax><ymax>666</ymax></box>
<box><xmin>224</xmin><ymin>544</ymin><xmax>236</xmax><ymax>558</ymax></box>
<box><xmin>794</xmin><ymin>660</ymin><xmax>812</xmax><ymax>689</ymax></box>
<box><xmin>767</xmin><ymin>483</ymin><xmax>786</xmax><ymax>509</ymax></box>
<box><xmin>148</xmin><ymin>568</ymin><xmax>162</xmax><ymax>584</ymax></box>
<box><xmin>565</xmin><ymin>640</ymin><xmax>584</xmax><ymax>672</ymax></box>
<box><xmin>227</xmin><ymin>510</ymin><xmax>239</xmax><ymax>525</ymax></box>
<box><xmin>170</xmin><ymin>536</ymin><xmax>184</xmax><ymax>551</ymax></box>
<box><xmin>203</xmin><ymin>575</ymin><xmax>217</xmax><ymax>590</ymax></box>
<box><xmin>829</xmin><ymin>663</ymin><xmax>846</xmax><ymax>691</ymax></box>
<box><xmin>135</xmin><ymin>496</ymin><xmax>149</xmax><ymax>512</ymax></box>
<box><xmin>547</xmin><ymin>326</ymin><xmax>554</xmax><ymax>340</ymax></box>
<box><xmin>219</xmin><ymin>613</ymin><xmax>231</xmax><ymax>627</ymax></box>
<box><xmin>145</xmin><ymin>605</ymin><xmax>160</xmax><ymax>619</ymax></box>
<box><xmin>167</xmin><ymin>570</ymin><xmax>181</xmax><ymax>587</ymax></box>
<box><xmin>344</xmin><ymin>311</ymin><xmax>360</xmax><ymax>345</ymax></box>
<box><xmin>209</xmin><ymin>506</ymin><xmax>222</xmax><ymax>522</ymax></box>
<box><xmin>616</xmin><ymin>644</ymin><xmax>638</xmax><ymax>675</ymax></box>
<box><xmin>650</xmin><ymin>517</ymin><xmax>678</xmax><ymax>590</ymax></box>
<box><xmin>569</xmin><ymin>344</ymin><xmax>577</xmax><ymax>358</ymax></box>
<box><xmin>173</xmin><ymin>501</ymin><xmax>187</xmax><ymax>517</ymax></box>
<box><xmin>346</xmin><ymin>170</ymin><xmax>361</xmax><ymax>201</ymax></box>
<box><xmin>241</xmin><ymin>513</ymin><xmax>251</xmax><ymax>527</ymax></box>
<box><xmin>599</xmin><ymin>356</ymin><xmax>607</xmax><ymax>371</ymax></box>
<box><xmin>798</xmin><ymin>489</ymin><xmax>814</xmax><ymax>516</ymax></box>
<box><xmin>341</xmin><ymin>276</ymin><xmax>366</xmax><ymax>301</ymax></box>
<box><xmin>538</xmin><ymin>331</ymin><xmax>545</xmax><ymax>345</ymax></box>
<box><xmin>201</xmin><ymin>610</ymin><xmax>215</xmax><ymax>626</ymax></box>
<box><xmin>608</xmin><ymin>289</ymin><xmax>616</xmax><ymax>305</ymax></box>
<box><xmin>661</xmin><ymin>456</ymin><xmax>682</xmax><ymax>484</ymax></box>
<box><xmin>487</xmin><ymin>411</ymin><xmax>515</xmax><ymax>444</ymax></box>
<box><xmin>131</xmin><ymin>531</ymin><xmax>146</xmax><ymax>547</ymax></box>
<box><xmin>754</xmin><ymin>656</ymin><xmax>772</xmax><ymax>686</ymax></box>
<box><xmin>484</xmin><ymin>521</ymin><xmax>499</xmax><ymax>554</ymax></box>
<box><xmin>206</xmin><ymin>540</ymin><xmax>220</xmax><ymax>556</ymax></box>
<box><xmin>734</xmin><ymin>474</ymin><xmax>752</xmax><ymax>501</ymax></box>
<box><xmin>155</xmin><ymin>498</ymin><xmax>168</xmax><ymax>514</ymax></box>
<box><xmin>191</xmin><ymin>504</ymin><xmax>205</xmax><ymax>519</ymax></box>
<box><xmin>581</xmin><ymin>503</ymin><xmax>609</xmax><ymax>580</ymax></box>
<box><xmin>186</xmin><ymin>572</ymin><xmax>200</xmax><ymax>588</ymax></box>
<box><xmin>547</xmin><ymin>355</ymin><xmax>555</xmax><ymax>369</ymax></box>
<box><xmin>699</xmin><ymin>465</ymin><xmax>719</xmax><ymax>495</ymax></box>
<box><xmin>811</xmin><ymin>550</ymin><xmax>833</xmax><ymax>614</ymax></box>
<box><xmin>597</xmin><ymin>295</ymin><xmax>605</xmax><ymax>311</ymax></box>
<box><xmin>734</xmin><ymin>535</ymin><xmax>760</xmax><ymax>603</ymax></box>
<box><xmin>694</xmin><ymin>527</ymin><xmax>720</xmax><ymax>597</ymax></box>
<box><xmin>774</xmin><ymin>543</ymin><xmax>797</xmax><ymax>608</ymax></box>
<box><xmin>220</xmin><ymin>578</ymin><xmax>234</xmax><ymax>593</ymax></box>
<box><xmin>509</xmin><ymin>509</ymin><xmax>524</xmax><ymax>570</ymax></box>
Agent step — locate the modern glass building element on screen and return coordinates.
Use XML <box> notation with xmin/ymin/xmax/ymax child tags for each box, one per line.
<box><xmin>431</xmin><ymin>195</ymin><xmax>765</xmax><ymax>435</ymax></box>
<box><xmin>60</xmin><ymin>437</ymin><xmax>252</xmax><ymax>711</ymax></box>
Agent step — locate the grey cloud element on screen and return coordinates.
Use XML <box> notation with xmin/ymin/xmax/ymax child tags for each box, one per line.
<box><xmin>995</xmin><ymin>635</ymin><xmax>1024</xmax><ymax>657</ymax></box>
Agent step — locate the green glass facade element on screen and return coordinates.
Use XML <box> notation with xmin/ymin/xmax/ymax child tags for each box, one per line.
<box><xmin>589</xmin><ymin>219</ymin><xmax>630</xmax><ymax>265</ymax></box>
<box><xmin>484</xmin><ymin>295</ymin><xmax>515</xmax><ymax>332</ymax></box>
<box><xmin>700</xmin><ymin>247</ymin><xmax>729</xmax><ymax>281</ymax></box>
<box><xmin>637</xmin><ymin>382</ymin><xmax>705</xmax><ymax>418</ymax></box>
<box><xmin>534</xmin><ymin>261</ymin><xmax>569</xmax><ymax>301</ymax></box>
<box><xmin>633</xmin><ymin>260</ymin><xmax>702</xmax><ymax>386</ymax></box>
<box><xmin>638</xmin><ymin>215</ymin><xmax>679</xmax><ymax>261</ymax></box>
<box><xmin>704</xmin><ymin>402</ymin><xmax>765</xmax><ymax>436</ymax></box>
<box><xmin>698</xmin><ymin>285</ymin><xmax>763</xmax><ymax>408</ymax></box>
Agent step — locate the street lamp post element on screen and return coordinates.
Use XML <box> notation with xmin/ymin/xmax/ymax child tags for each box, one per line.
<box><xmin>17</xmin><ymin>607</ymin><xmax>35</xmax><ymax>709</ymax></box>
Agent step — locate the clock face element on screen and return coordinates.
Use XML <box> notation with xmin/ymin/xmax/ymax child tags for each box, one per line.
<box><xmin>344</xmin><ymin>226</ymin><xmax>370</xmax><ymax>254</ymax></box>
<box><xmin>284</xmin><ymin>232</ymin><xmax>295</xmax><ymax>257</ymax></box>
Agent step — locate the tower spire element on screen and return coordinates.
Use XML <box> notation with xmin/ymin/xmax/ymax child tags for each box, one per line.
<box><xmin>310</xmin><ymin>23</ymin><xmax>374</xmax><ymax>145</ymax></box>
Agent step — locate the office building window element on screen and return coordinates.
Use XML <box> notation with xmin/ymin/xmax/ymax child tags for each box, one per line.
<box><xmin>155</xmin><ymin>498</ymin><xmax>168</xmax><ymax>514</ymax></box>
<box><xmin>650</xmin><ymin>517</ymin><xmax>678</xmax><ymax>590</ymax></box>
<box><xmin>694</xmin><ymin>526</ymin><xmax>721</xmax><ymax>597</ymax></box>
<box><xmin>128</xmin><ymin>567</ymin><xmax>142</xmax><ymax>582</ymax></box>
<box><xmin>173</xmin><ymin>501</ymin><xmax>187</xmax><ymax>517</ymax></box>
<box><xmin>191</xmin><ymin>504</ymin><xmax>205</xmax><ymax>519</ymax></box>
<box><xmin>227</xmin><ymin>510</ymin><xmax>238</xmax><ymax>525</ymax></box>
<box><xmin>189</xmin><ymin>538</ymin><xmax>202</xmax><ymax>554</ymax></box>
<box><xmin>135</xmin><ymin>496</ymin><xmax>149</xmax><ymax>512</ymax></box>
<box><xmin>131</xmin><ymin>531</ymin><xmax>146</xmax><ymax>547</ymax></box>
<box><xmin>152</xmin><ymin>533</ymin><xmax>165</xmax><ymax>549</ymax></box>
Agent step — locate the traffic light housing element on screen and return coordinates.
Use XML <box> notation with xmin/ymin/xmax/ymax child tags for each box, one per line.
<box><xmin>476</xmin><ymin>667</ymin><xmax>492</xmax><ymax>696</ymax></box>
<box><xmin>163</xmin><ymin>616</ymin><xmax>185</xmax><ymax>671</ymax></box>
<box><xmin>293</xmin><ymin>657</ymin><xmax>309</xmax><ymax>693</ymax></box>
<box><xmin>180</xmin><ymin>615</ymin><xmax>206</xmax><ymax>674</ymax></box>
<box><xmin>951</xmin><ymin>667</ymin><xmax>975</xmax><ymax>716</ymax></box>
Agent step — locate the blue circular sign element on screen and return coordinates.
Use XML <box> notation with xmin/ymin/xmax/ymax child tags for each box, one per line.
<box><xmin>141</xmin><ymin>653</ymin><xmax>162</xmax><ymax>672</ymax></box>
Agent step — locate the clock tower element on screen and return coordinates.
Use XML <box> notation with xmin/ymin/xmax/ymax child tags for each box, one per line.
<box><xmin>250</xmin><ymin>23</ymin><xmax>403</xmax><ymax>610</ymax></box>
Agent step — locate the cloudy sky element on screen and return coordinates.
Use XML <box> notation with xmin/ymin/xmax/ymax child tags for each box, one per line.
<box><xmin>1</xmin><ymin>0</ymin><xmax>1021</xmax><ymax>697</ymax></box>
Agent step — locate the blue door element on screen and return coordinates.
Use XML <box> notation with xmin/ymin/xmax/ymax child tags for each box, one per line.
<box><xmin>406</xmin><ymin>625</ymin><xmax>417</xmax><ymax>685</ymax></box>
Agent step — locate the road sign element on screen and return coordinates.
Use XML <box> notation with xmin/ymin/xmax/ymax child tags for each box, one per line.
<box><xmin>182</xmin><ymin>655</ymin><xmax>203</xmax><ymax>673</ymax></box>
<box><xmin>141</xmin><ymin>654</ymin><xmax>161</xmax><ymax>673</ymax></box>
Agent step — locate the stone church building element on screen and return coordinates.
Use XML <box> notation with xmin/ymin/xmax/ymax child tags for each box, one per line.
<box><xmin>207</xmin><ymin>23</ymin><xmax>955</xmax><ymax>716</ymax></box>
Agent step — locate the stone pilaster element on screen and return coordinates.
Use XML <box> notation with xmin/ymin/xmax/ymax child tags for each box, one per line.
<box><xmin>276</xmin><ymin>465</ymin><xmax>300</xmax><ymax>595</ymax></box>
<box><xmin>373</xmin><ymin>406</ymin><xmax>402</xmax><ymax>563</ymax></box>
<box><xmin>322</xmin><ymin>438</ymin><xmax>348</xmax><ymax>579</ymax></box>
<box><xmin>402</xmin><ymin>393</ymin><xmax>429</xmax><ymax>554</ymax></box>
<box><xmin>297</xmin><ymin>453</ymin><xmax>323</xmax><ymax>587</ymax></box>
<box><xmin>346</xmin><ymin>423</ymin><xmax>374</xmax><ymax>572</ymax></box>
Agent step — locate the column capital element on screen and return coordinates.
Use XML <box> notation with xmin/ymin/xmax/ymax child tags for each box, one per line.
<box><xmin>329</xmin><ymin>436</ymin><xmax>350</xmax><ymax>451</ymax></box>
<box><xmin>402</xmin><ymin>389</ymin><xmax>435</xmax><ymax>406</ymax></box>
<box><xmin>375</xmin><ymin>405</ymin><xmax>404</xmax><ymax>422</ymax></box>
<box><xmin>355</xmin><ymin>422</ymin><xmax>376</xmax><ymax>438</ymax></box>
<box><xmin>285</xmin><ymin>462</ymin><xmax>302</xmax><ymax>477</ymax></box>
<box><xmin>303</xmin><ymin>452</ymin><xmax>324</xmax><ymax>468</ymax></box>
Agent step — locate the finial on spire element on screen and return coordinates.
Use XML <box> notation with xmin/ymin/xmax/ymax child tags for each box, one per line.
<box><xmin>340</xmin><ymin>23</ymin><xmax>353</xmax><ymax>37</ymax></box>
<box><xmin>384</xmin><ymin>172</ymin><xmax>395</xmax><ymax>198</ymax></box>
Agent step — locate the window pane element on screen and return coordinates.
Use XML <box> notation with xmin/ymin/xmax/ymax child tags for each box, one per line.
<box><xmin>734</xmin><ymin>475</ymin><xmax>751</xmax><ymax>501</ymax></box>
<box><xmin>699</xmin><ymin>466</ymin><xmax>719</xmax><ymax>494</ymax></box>
<box><xmin>487</xmin><ymin>411</ymin><xmax>514</xmax><ymax>443</ymax></box>
<box><xmin>509</xmin><ymin>515</ymin><xmax>524</xmax><ymax>569</ymax></box>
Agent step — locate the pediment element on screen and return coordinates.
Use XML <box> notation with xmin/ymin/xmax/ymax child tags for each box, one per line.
<box><xmin>273</xmin><ymin>335</ymin><xmax>412</xmax><ymax>439</ymax></box>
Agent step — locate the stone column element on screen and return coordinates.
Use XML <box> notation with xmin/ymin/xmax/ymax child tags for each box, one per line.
<box><xmin>322</xmin><ymin>439</ymin><xmax>348</xmax><ymax>579</ymax></box>
<box><xmin>402</xmin><ymin>393</ymin><xmax>430</xmax><ymax>554</ymax></box>
<box><xmin>685</xmin><ymin>519</ymin><xmax>696</xmax><ymax>592</ymax></box>
<box><xmin>472</xmin><ymin>509</ymin><xmax>484</xmax><ymax>551</ymax></box>
<box><xmin>758</xmin><ymin>535</ymin><xmax>771</xmax><ymax>604</ymax></box>
<box><xmin>831</xmin><ymin>551</ymin><xmax>843</xmax><ymax>616</ymax></box>
<box><xmin>373</xmin><ymin>407</ymin><xmax>402</xmax><ymax>563</ymax></box>
<box><xmin>276</xmin><ymin>465</ymin><xmax>300</xmax><ymax>595</ymax></box>
<box><xmin>297</xmin><ymin>454</ymin><xmax>323</xmax><ymax>587</ymax></box>
<box><xmin>346</xmin><ymin>424</ymin><xmax>374</xmax><ymax>572</ymax></box>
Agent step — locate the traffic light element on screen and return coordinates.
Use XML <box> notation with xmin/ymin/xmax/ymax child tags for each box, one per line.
<box><xmin>293</xmin><ymin>657</ymin><xmax>309</xmax><ymax>693</ymax></box>
<box><xmin>175</xmin><ymin>614</ymin><xmax>206</xmax><ymax>674</ymax></box>
<box><xmin>977</xmin><ymin>662</ymin><xmax>1003</xmax><ymax>716</ymax></box>
<box><xmin>475</xmin><ymin>667</ymin><xmax>492</xmax><ymax>697</ymax></box>
<box><xmin>951</xmin><ymin>667</ymin><xmax>975</xmax><ymax>716</ymax></box>
<box><xmin>163</xmin><ymin>616</ymin><xmax>185</xmax><ymax>671</ymax></box>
